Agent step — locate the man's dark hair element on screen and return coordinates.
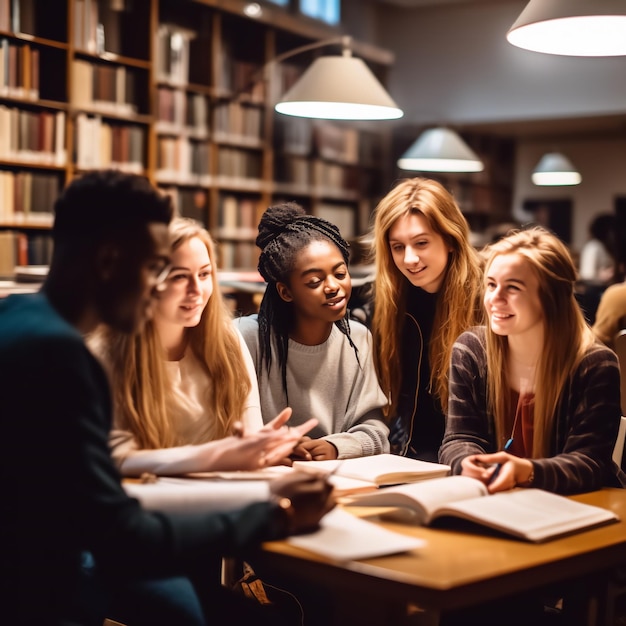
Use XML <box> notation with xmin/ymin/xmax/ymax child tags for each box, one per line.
<box><xmin>52</xmin><ymin>170</ymin><xmax>173</xmax><ymax>248</ymax></box>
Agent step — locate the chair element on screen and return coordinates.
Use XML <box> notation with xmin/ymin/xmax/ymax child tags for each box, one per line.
<box><xmin>614</xmin><ymin>329</ymin><xmax>626</xmax><ymax>417</ymax></box>
<box><xmin>613</xmin><ymin>416</ymin><xmax>626</xmax><ymax>469</ymax></box>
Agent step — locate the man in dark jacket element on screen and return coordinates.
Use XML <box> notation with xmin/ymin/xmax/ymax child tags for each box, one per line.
<box><xmin>0</xmin><ymin>170</ymin><xmax>333</xmax><ymax>626</ymax></box>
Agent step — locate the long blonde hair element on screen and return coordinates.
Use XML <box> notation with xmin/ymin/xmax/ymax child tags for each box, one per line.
<box><xmin>483</xmin><ymin>227</ymin><xmax>596</xmax><ymax>457</ymax></box>
<box><xmin>96</xmin><ymin>217</ymin><xmax>251</xmax><ymax>449</ymax></box>
<box><xmin>371</xmin><ymin>177</ymin><xmax>482</xmax><ymax>417</ymax></box>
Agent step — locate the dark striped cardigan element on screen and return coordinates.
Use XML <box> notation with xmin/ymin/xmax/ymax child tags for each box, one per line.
<box><xmin>439</xmin><ymin>326</ymin><xmax>626</xmax><ymax>494</ymax></box>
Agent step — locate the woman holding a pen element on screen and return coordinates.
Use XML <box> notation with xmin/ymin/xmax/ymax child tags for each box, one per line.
<box><xmin>439</xmin><ymin>226</ymin><xmax>626</xmax><ymax>495</ymax></box>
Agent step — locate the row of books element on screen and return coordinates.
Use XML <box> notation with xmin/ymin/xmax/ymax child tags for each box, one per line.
<box><xmin>218</xmin><ymin>240</ymin><xmax>258</xmax><ymax>270</ymax></box>
<box><xmin>74</xmin><ymin>113</ymin><xmax>144</xmax><ymax>172</ymax></box>
<box><xmin>313</xmin><ymin>124</ymin><xmax>360</xmax><ymax>164</ymax></box>
<box><xmin>0</xmin><ymin>39</ymin><xmax>39</xmax><ymax>100</ymax></box>
<box><xmin>274</xmin><ymin>154</ymin><xmax>311</xmax><ymax>187</ymax></box>
<box><xmin>275</xmin><ymin>157</ymin><xmax>360</xmax><ymax>193</ymax></box>
<box><xmin>217</xmin><ymin>147</ymin><xmax>262</xmax><ymax>180</ymax></box>
<box><xmin>219</xmin><ymin>46</ymin><xmax>264</xmax><ymax>100</ymax></box>
<box><xmin>0</xmin><ymin>106</ymin><xmax>66</xmax><ymax>166</ymax></box>
<box><xmin>72</xmin><ymin>59</ymin><xmax>138</xmax><ymax>116</ymax></box>
<box><xmin>213</xmin><ymin>101</ymin><xmax>264</xmax><ymax>143</ymax></box>
<box><xmin>315</xmin><ymin>203</ymin><xmax>357</xmax><ymax>239</ymax></box>
<box><xmin>155</xmin><ymin>137</ymin><xmax>211</xmax><ymax>186</ymax></box>
<box><xmin>0</xmin><ymin>0</ymin><xmax>35</xmax><ymax>35</ymax></box>
<box><xmin>0</xmin><ymin>230</ymin><xmax>53</xmax><ymax>277</ymax></box>
<box><xmin>267</xmin><ymin>62</ymin><xmax>301</xmax><ymax>105</ymax></box>
<box><xmin>276</xmin><ymin>117</ymin><xmax>384</xmax><ymax>165</ymax></box>
<box><xmin>73</xmin><ymin>0</ymin><xmax>125</xmax><ymax>56</ymax></box>
<box><xmin>155</xmin><ymin>87</ymin><xmax>209</xmax><ymax>137</ymax></box>
<box><xmin>161</xmin><ymin>190</ymin><xmax>259</xmax><ymax>257</ymax></box>
<box><xmin>156</xmin><ymin>25</ymin><xmax>266</xmax><ymax>99</ymax></box>
<box><xmin>162</xmin><ymin>186</ymin><xmax>208</xmax><ymax>227</ymax></box>
<box><xmin>0</xmin><ymin>170</ymin><xmax>59</xmax><ymax>224</ymax></box>
<box><xmin>217</xmin><ymin>194</ymin><xmax>258</xmax><ymax>239</ymax></box>
<box><xmin>313</xmin><ymin>160</ymin><xmax>360</xmax><ymax>192</ymax></box>
<box><xmin>275</xmin><ymin>117</ymin><xmax>313</xmax><ymax>156</ymax></box>
<box><xmin>156</xmin><ymin>24</ymin><xmax>195</xmax><ymax>87</ymax></box>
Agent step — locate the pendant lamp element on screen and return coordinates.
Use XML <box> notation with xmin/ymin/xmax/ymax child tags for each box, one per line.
<box><xmin>531</xmin><ymin>152</ymin><xmax>582</xmax><ymax>186</ymax></box>
<box><xmin>397</xmin><ymin>127</ymin><xmax>484</xmax><ymax>173</ymax></box>
<box><xmin>508</xmin><ymin>0</ymin><xmax>626</xmax><ymax>56</ymax></box>
<box><xmin>274</xmin><ymin>37</ymin><xmax>403</xmax><ymax>121</ymax></box>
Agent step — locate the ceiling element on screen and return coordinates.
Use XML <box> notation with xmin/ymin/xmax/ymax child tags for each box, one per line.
<box><xmin>371</xmin><ymin>0</ymin><xmax>626</xmax><ymax>141</ymax></box>
<box><xmin>456</xmin><ymin>113</ymin><xmax>626</xmax><ymax>141</ymax></box>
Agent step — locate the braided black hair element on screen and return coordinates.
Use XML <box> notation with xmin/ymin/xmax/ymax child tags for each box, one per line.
<box><xmin>256</xmin><ymin>202</ymin><xmax>358</xmax><ymax>398</ymax></box>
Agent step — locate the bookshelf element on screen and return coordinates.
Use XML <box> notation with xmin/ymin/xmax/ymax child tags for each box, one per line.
<box><xmin>0</xmin><ymin>0</ymin><xmax>395</xmax><ymax>280</ymax></box>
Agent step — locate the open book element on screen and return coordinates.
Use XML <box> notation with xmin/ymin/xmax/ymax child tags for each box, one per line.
<box><xmin>346</xmin><ymin>476</ymin><xmax>619</xmax><ymax>543</ymax></box>
<box><xmin>292</xmin><ymin>454</ymin><xmax>451</xmax><ymax>487</ymax></box>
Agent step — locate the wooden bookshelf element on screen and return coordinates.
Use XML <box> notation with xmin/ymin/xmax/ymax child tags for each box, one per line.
<box><xmin>0</xmin><ymin>0</ymin><xmax>395</xmax><ymax>276</ymax></box>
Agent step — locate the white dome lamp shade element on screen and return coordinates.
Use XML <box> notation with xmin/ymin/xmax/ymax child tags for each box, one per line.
<box><xmin>507</xmin><ymin>0</ymin><xmax>626</xmax><ymax>56</ymax></box>
<box><xmin>532</xmin><ymin>152</ymin><xmax>582</xmax><ymax>186</ymax></box>
<box><xmin>397</xmin><ymin>127</ymin><xmax>484</xmax><ymax>173</ymax></box>
<box><xmin>275</xmin><ymin>52</ymin><xmax>403</xmax><ymax>121</ymax></box>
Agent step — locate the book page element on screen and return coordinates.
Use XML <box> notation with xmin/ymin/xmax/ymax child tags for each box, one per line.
<box><xmin>185</xmin><ymin>466</ymin><xmax>292</xmax><ymax>480</ymax></box>
<box><xmin>437</xmin><ymin>488</ymin><xmax>619</xmax><ymax>542</ymax></box>
<box><xmin>123</xmin><ymin>477</ymin><xmax>270</xmax><ymax>514</ymax></box>
<box><xmin>346</xmin><ymin>475</ymin><xmax>487</xmax><ymax>523</ymax></box>
<box><xmin>185</xmin><ymin>466</ymin><xmax>375</xmax><ymax>497</ymax></box>
<box><xmin>287</xmin><ymin>507</ymin><xmax>425</xmax><ymax>561</ymax></box>
<box><xmin>293</xmin><ymin>454</ymin><xmax>450</xmax><ymax>485</ymax></box>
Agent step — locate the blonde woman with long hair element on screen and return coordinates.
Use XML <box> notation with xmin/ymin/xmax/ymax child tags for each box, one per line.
<box><xmin>371</xmin><ymin>177</ymin><xmax>482</xmax><ymax>461</ymax></box>
<box><xmin>90</xmin><ymin>217</ymin><xmax>314</xmax><ymax>476</ymax></box>
<box><xmin>440</xmin><ymin>227</ymin><xmax>625</xmax><ymax>494</ymax></box>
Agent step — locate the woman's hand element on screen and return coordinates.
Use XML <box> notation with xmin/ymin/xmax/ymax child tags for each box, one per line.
<box><xmin>295</xmin><ymin>438</ymin><xmax>338</xmax><ymax>461</ymax></box>
<box><xmin>461</xmin><ymin>452</ymin><xmax>534</xmax><ymax>494</ymax></box>
<box><xmin>202</xmin><ymin>409</ymin><xmax>319</xmax><ymax>471</ymax></box>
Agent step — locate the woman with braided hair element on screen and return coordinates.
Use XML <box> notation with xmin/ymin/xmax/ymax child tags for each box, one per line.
<box><xmin>236</xmin><ymin>202</ymin><xmax>389</xmax><ymax>462</ymax></box>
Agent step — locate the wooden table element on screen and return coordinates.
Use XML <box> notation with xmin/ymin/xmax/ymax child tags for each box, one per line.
<box><xmin>251</xmin><ymin>489</ymin><xmax>626</xmax><ymax>626</ymax></box>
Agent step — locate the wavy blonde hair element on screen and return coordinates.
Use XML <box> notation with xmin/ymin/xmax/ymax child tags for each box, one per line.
<box><xmin>371</xmin><ymin>177</ymin><xmax>482</xmax><ymax>417</ymax></box>
<box><xmin>95</xmin><ymin>217</ymin><xmax>251</xmax><ymax>449</ymax></box>
<box><xmin>483</xmin><ymin>227</ymin><xmax>595</xmax><ymax>457</ymax></box>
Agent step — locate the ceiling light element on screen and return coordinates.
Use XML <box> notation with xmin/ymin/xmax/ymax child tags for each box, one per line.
<box><xmin>397</xmin><ymin>127</ymin><xmax>483</xmax><ymax>173</ymax></box>
<box><xmin>508</xmin><ymin>0</ymin><xmax>626</xmax><ymax>56</ymax></box>
<box><xmin>532</xmin><ymin>152</ymin><xmax>582</xmax><ymax>186</ymax></box>
<box><xmin>274</xmin><ymin>37</ymin><xmax>403</xmax><ymax>121</ymax></box>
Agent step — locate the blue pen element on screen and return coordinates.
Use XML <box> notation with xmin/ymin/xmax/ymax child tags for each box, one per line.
<box><xmin>488</xmin><ymin>437</ymin><xmax>513</xmax><ymax>484</ymax></box>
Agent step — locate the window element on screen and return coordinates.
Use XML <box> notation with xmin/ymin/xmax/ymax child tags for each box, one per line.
<box><xmin>299</xmin><ymin>0</ymin><xmax>340</xmax><ymax>25</ymax></box>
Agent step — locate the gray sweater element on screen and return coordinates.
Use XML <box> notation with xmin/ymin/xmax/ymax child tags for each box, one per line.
<box><xmin>236</xmin><ymin>316</ymin><xmax>390</xmax><ymax>459</ymax></box>
<box><xmin>439</xmin><ymin>326</ymin><xmax>626</xmax><ymax>494</ymax></box>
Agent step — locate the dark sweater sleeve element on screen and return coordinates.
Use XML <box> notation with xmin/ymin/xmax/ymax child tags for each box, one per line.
<box><xmin>439</xmin><ymin>329</ymin><xmax>494</xmax><ymax>473</ymax></box>
<box><xmin>439</xmin><ymin>332</ymin><xmax>624</xmax><ymax>495</ymax></box>
<box><xmin>531</xmin><ymin>345</ymin><xmax>622</xmax><ymax>494</ymax></box>
<box><xmin>11</xmin><ymin>334</ymin><xmax>285</xmax><ymax>579</ymax></box>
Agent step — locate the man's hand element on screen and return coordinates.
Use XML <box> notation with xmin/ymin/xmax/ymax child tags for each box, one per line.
<box><xmin>270</xmin><ymin>471</ymin><xmax>335</xmax><ymax>534</ymax></box>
